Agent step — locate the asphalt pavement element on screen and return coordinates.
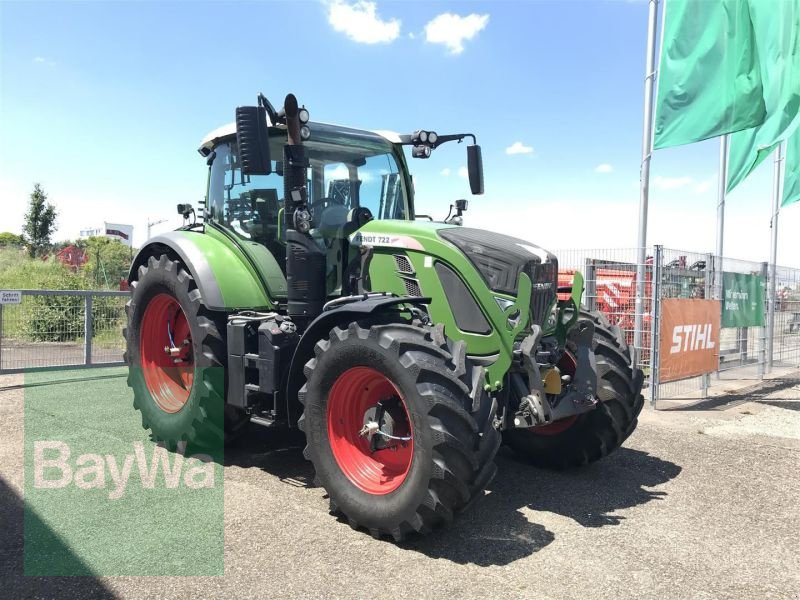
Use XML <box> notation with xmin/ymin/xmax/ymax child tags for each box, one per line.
<box><xmin>1</xmin><ymin>369</ymin><xmax>798</xmax><ymax>599</ymax></box>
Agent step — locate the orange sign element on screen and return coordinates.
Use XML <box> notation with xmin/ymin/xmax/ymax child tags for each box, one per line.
<box><xmin>659</xmin><ymin>299</ymin><xmax>721</xmax><ymax>383</ymax></box>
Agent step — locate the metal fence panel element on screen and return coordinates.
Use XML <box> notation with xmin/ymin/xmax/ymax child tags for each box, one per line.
<box><xmin>554</xmin><ymin>248</ymin><xmax>800</xmax><ymax>408</ymax></box>
<box><xmin>0</xmin><ymin>290</ymin><xmax>128</xmax><ymax>373</ymax></box>
<box><xmin>2</xmin><ymin>256</ymin><xmax>798</xmax><ymax>404</ymax></box>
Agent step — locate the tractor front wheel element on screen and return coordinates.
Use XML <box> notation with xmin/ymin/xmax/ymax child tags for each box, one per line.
<box><xmin>504</xmin><ymin>309</ymin><xmax>644</xmax><ymax>469</ymax></box>
<box><xmin>298</xmin><ymin>321</ymin><xmax>500</xmax><ymax>540</ymax></box>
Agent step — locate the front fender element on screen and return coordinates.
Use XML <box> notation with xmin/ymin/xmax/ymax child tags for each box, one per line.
<box><xmin>128</xmin><ymin>231</ymin><xmax>273</xmax><ymax>310</ymax></box>
<box><xmin>284</xmin><ymin>294</ymin><xmax>430</xmax><ymax>427</ymax></box>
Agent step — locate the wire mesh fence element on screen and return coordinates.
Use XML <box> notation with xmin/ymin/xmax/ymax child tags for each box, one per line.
<box><xmin>555</xmin><ymin>246</ymin><xmax>656</xmax><ymax>376</ymax></box>
<box><xmin>554</xmin><ymin>247</ymin><xmax>800</xmax><ymax>408</ymax></box>
<box><xmin>1</xmin><ymin>251</ymin><xmax>799</xmax><ymax>406</ymax></box>
<box><xmin>0</xmin><ymin>290</ymin><xmax>128</xmax><ymax>373</ymax></box>
<box><xmin>772</xmin><ymin>264</ymin><xmax>800</xmax><ymax>371</ymax></box>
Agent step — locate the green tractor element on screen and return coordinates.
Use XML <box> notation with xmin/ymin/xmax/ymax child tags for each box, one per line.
<box><xmin>124</xmin><ymin>93</ymin><xmax>644</xmax><ymax>539</ymax></box>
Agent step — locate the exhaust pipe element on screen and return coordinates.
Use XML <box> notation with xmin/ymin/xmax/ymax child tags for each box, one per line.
<box><xmin>282</xmin><ymin>94</ymin><xmax>326</xmax><ymax>331</ymax></box>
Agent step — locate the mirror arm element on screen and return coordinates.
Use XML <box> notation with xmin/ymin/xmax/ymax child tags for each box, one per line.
<box><xmin>431</xmin><ymin>133</ymin><xmax>476</xmax><ymax>149</ymax></box>
<box><xmin>398</xmin><ymin>133</ymin><xmax>477</xmax><ymax>148</ymax></box>
<box><xmin>258</xmin><ymin>93</ymin><xmax>280</xmax><ymax>126</ymax></box>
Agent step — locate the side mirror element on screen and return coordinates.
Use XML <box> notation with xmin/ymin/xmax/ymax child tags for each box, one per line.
<box><xmin>235</xmin><ymin>105</ymin><xmax>271</xmax><ymax>175</ymax></box>
<box><xmin>467</xmin><ymin>145</ymin><xmax>484</xmax><ymax>195</ymax></box>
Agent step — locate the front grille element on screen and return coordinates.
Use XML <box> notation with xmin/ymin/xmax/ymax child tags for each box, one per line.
<box><xmin>438</xmin><ymin>227</ymin><xmax>557</xmax><ymax>327</ymax></box>
<box><xmin>529</xmin><ymin>260</ymin><xmax>558</xmax><ymax>327</ymax></box>
<box><xmin>393</xmin><ymin>254</ymin><xmax>414</xmax><ymax>274</ymax></box>
<box><xmin>401</xmin><ymin>277</ymin><xmax>422</xmax><ymax>297</ymax></box>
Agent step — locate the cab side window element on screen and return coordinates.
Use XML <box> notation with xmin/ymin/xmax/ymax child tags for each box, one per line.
<box><xmin>208</xmin><ymin>141</ymin><xmax>285</xmax><ymax>246</ymax></box>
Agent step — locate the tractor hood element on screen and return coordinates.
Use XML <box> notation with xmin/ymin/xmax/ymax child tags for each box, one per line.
<box><xmin>350</xmin><ymin>220</ymin><xmax>558</xmax><ymax>329</ymax></box>
<box><xmin>436</xmin><ymin>227</ymin><xmax>558</xmax><ymax>328</ymax></box>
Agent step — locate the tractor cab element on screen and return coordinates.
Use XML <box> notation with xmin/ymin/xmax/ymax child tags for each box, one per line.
<box><xmin>199</xmin><ymin>123</ymin><xmax>412</xmax><ymax>297</ymax></box>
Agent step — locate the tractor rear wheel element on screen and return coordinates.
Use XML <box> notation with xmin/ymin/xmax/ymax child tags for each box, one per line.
<box><xmin>504</xmin><ymin>309</ymin><xmax>644</xmax><ymax>469</ymax></box>
<box><xmin>298</xmin><ymin>321</ymin><xmax>500</xmax><ymax>540</ymax></box>
<box><xmin>124</xmin><ymin>254</ymin><xmax>247</xmax><ymax>447</ymax></box>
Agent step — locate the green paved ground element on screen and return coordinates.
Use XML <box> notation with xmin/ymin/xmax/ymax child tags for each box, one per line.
<box><xmin>22</xmin><ymin>367</ymin><xmax>223</xmax><ymax>576</ymax></box>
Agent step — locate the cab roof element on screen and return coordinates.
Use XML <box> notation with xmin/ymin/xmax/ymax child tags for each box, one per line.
<box><xmin>198</xmin><ymin>121</ymin><xmax>403</xmax><ymax>155</ymax></box>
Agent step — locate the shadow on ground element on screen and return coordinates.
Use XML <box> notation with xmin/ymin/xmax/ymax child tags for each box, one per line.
<box><xmin>224</xmin><ymin>424</ymin><xmax>313</xmax><ymax>487</ymax></box>
<box><xmin>401</xmin><ymin>446</ymin><xmax>682</xmax><ymax>565</ymax></box>
<box><xmin>661</xmin><ymin>375</ymin><xmax>800</xmax><ymax>411</ymax></box>
<box><xmin>227</xmin><ymin>425</ymin><xmax>682</xmax><ymax>567</ymax></box>
<box><xmin>0</xmin><ymin>477</ymin><xmax>116</xmax><ymax>599</ymax></box>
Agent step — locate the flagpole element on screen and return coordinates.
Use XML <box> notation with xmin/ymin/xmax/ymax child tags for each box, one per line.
<box><xmin>766</xmin><ymin>141</ymin><xmax>784</xmax><ymax>373</ymax></box>
<box><xmin>715</xmin><ymin>134</ymin><xmax>729</xmax><ymax>297</ymax></box>
<box><xmin>634</xmin><ymin>0</ymin><xmax>660</xmax><ymax>368</ymax></box>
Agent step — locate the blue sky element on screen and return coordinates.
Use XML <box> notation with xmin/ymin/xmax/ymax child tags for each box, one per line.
<box><xmin>1</xmin><ymin>0</ymin><xmax>797</xmax><ymax>266</ymax></box>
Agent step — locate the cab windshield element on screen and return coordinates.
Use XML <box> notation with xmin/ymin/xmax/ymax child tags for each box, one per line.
<box><xmin>207</xmin><ymin>124</ymin><xmax>410</xmax><ymax>294</ymax></box>
<box><xmin>208</xmin><ymin>124</ymin><xmax>409</xmax><ymax>242</ymax></box>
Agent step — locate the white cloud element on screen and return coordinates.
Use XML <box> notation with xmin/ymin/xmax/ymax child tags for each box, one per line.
<box><xmin>458</xmin><ymin>166</ymin><xmax>468</xmax><ymax>178</ymax></box>
<box><xmin>652</xmin><ymin>174</ymin><xmax>717</xmax><ymax>194</ymax></box>
<box><xmin>33</xmin><ymin>57</ymin><xmax>46</xmax><ymax>63</ymax></box>
<box><xmin>327</xmin><ymin>1</ymin><xmax>401</xmax><ymax>44</ymax></box>
<box><xmin>693</xmin><ymin>176</ymin><xmax>716</xmax><ymax>194</ymax></box>
<box><xmin>594</xmin><ymin>163</ymin><xmax>613</xmax><ymax>174</ymax></box>
<box><xmin>653</xmin><ymin>175</ymin><xmax>694</xmax><ymax>190</ymax></box>
<box><xmin>440</xmin><ymin>168</ymin><xmax>451</xmax><ymax>176</ymax></box>
<box><xmin>424</xmin><ymin>12</ymin><xmax>489</xmax><ymax>55</ymax></box>
<box><xmin>505</xmin><ymin>141</ymin><xmax>534</xmax><ymax>156</ymax></box>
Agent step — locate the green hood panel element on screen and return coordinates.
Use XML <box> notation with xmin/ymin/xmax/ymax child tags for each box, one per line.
<box><xmin>351</xmin><ymin>220</ymin><xmax>534</xmax><ymax>388</ymax></box>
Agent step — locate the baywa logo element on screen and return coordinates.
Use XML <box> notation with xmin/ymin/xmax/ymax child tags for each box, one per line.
<box><xmin>33</xmin><ymin>441</ymin><xmax>215</xmax><ymax>500</ymax></box>
<box><xmin>670</xmin><ymin>323</ymin><xmax>716</xmax><ymax>354</ymax></box>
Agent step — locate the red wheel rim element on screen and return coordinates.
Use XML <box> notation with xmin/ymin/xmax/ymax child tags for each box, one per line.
<box><xmin>529</xmin><ymin>352</ymin><xmax>578</xmax><ymax>436</ymax></box>
<box><xmin>139</xmin><ymin>293</ymin><xmax>194</xmax><ymax>413</ymax></box>
<box><xmin>327</xmin><ymin>367</ymin><xmax>413</xmax><ymax>495</ymax></box>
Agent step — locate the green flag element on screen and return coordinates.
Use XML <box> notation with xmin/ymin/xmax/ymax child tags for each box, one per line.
<box><xmin>654</xmin><ymin>0</ymin><xmax>766</xmax><ymax>150</ymax></box>
<box><xmin>726</xmin><ymin>0</ymin><xmax>800</xmax><ymax>193</ymax></box>
<box><xmin>783</xmin><ymin>130</ymin><xmax>800</xmax><ymax>207</ymax></box>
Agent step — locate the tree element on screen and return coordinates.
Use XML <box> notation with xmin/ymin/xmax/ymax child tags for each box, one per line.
<box><xmin>83</xmin><ymin>237</ymin><xmax>134</xmax><ymax>287</ymax></box>
<box><xmin>23</xmin><ymin>183</ymin><xmax>58</xmax><ymax>258</ymax></box>
<box><xmin>0</xmin><ymin>232</ymin><xmax>24</xmax><ymax>247</ymax></box>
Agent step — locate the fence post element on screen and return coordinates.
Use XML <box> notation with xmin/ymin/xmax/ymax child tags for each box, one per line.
<box><xmin>702</xmin><ymin>253</ymin><xmax>714</xmax><ymax>397</ymax></box>
<box><xmin>584</xmin><ymin>259</ymin><xmax>596</xmax><ymax>312</ymax></box>
<box><xmin>648</xmin><ymin>245</ymin><xmax>662</xmax><ymax>408</ymax></box>
<box><xmin>84</xmin><ymin>294</ymin><xmax>93</xmax><ymax>366</ymax></box>
<box><xmin>758</xmin><ymin>261</ymin><xmax>768</xmax><ymax>379</ymax></box>
<box><xmin>0</xmin><ymin>303</ymin><xmax>3</xmax><ymax>371</ymax></box>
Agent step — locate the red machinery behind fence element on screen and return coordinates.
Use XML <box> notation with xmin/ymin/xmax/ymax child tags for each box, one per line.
<box><xmin>559</xmin><ymin>263</ymin><xmax>653</xmax><ymax>361</ymax></box>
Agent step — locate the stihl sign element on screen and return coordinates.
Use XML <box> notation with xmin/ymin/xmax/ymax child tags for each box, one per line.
<box><xmin>659</xmin><ymin>299</ymin><xmax>720</xmax><ymax>382</ymax></box>
<box><xmin>670</xmin><ymin>323</ymin><xmax>716</xmax><ymax>353</ymax></box>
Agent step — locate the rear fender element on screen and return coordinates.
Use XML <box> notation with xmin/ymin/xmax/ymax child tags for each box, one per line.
<box><xmin>128</xmin><ymin>231</ymin><xmax>273</xmax><ymax>310</ymax></box>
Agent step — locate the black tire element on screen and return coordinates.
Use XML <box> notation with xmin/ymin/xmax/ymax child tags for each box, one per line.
<box><xmin>298</xmin><ymin>321</ymin><xmax>500</xmax><ymax>540</ymax></box>
<box><xmin>505</xmin><ymin>309</ymin><xmax>644</xmax><ymax>469</ymax></box>
<box><xmin>123</xmin><ymin>254</ymin><xmax>247</xmax><ymax>447</ymax></box>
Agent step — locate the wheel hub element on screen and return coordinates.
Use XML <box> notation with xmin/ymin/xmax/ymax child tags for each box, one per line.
<box><xmin>359</xmin><ymin>397</ymin><xmax>412</xmax><ymax>452</ymax></box>
<box><xmin>139</xmin><ymin>293</ymin><xmax>194</xmax><ymax>414</ymax></box>
<box><xmin>327</xmin><ymin>367</ymin><xmax>414</xmax><ymax>495</ymax></box>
